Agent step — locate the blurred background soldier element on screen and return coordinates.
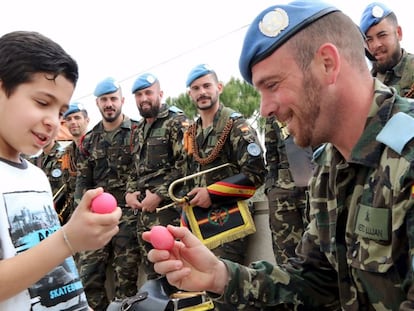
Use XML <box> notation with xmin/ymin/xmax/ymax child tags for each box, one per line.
<box><xmin>264</xmin><ymin>117</ymin><xmax>313</xmax><ymax>264</ymax></box>
<box><xmin>57</xmin><ymin>102</ymin><xmax>90</xmax><ymax>225</ymax></box>
<box><xmin>360</xmin><ymin>2</ymin><xmax>414</xmax><ymax>97</ymax></box>
<box><xmin>27</xmin><ymin>135</ymin><xmax>68</xmax><ymax>224</ymax></box>
<box><xmin>75</xmin><ymin>77</ymin><xmax>140</xmax><ymax>311</ymax></box>
<box><xmin>125</xmin><ymin>73</ymin><xmax>189</xmax><ymax>280</ymax></box>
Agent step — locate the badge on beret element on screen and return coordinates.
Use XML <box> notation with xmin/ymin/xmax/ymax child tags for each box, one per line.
<box><xmin>371</xmin><ymin>5</ymin><xmax>384</xmax><ymax>18</ymax></box>
<box><xmin>247</xmin><ymin>143</ymin><xmax>261</xmax><ymax>156</ymax></box>
<box><xmin>146</xmin><ymin>75</ymin><xmax>156</xmax><ymax>84</ymax></box>
<box><xmin>51</xmin><ymin>168</ymin><xmax>62</xmax><ymax>178</ymax></box>
<box><xmin>259</xmin><ymin>8</ymin><xmax>289</xmax><ymax>38</ymax></box>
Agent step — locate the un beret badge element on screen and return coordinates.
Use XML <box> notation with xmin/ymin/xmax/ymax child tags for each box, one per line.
<box><xmin>146</xmin><ymin>75</ymin><xmax>156</xmax><ymax>84</ymax></box>
<box><xmin>259</xmin><ymin>8</ymin><xmax>289</xmax><ymax>38</ymax></box>
<box><xmin>371</xmin><ymin>5</ymin><xmax>384</xmax><ymax>18</ymax></box>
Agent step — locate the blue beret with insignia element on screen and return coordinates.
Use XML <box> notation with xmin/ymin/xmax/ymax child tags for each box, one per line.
<box><xmin>239</xmin><ymin>1</ymin><xmax>339</xmax><ymax>84</ymax></box>
<box><xmin>360</xmin><ymin>2</ymin><xmax>392</xmax><ymax>34</ymax></box>
<box><xmin>131</xmin><ymin>73</ymin><xmax>158</xmax><ymax>94</ymax></box>
<box><xmin>186</xmin><ymin>64</ymin><xmax>215</xmax><ymax>87</ymax></box>
<box><xmin>93</xmin><ymin>77</ymin><xmax>120</xmax><ymax>97</ymax></box>
<box><xmin>63</xmin><ymin>102</ymin><xmax>87</xmax><ymax>119</ymax></box>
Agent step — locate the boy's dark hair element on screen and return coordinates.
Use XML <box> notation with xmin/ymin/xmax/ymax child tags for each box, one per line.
<box><xmin>0</xmin><ymin>31</ymin><xmax>78</xmax><ymax>97</ymax></box>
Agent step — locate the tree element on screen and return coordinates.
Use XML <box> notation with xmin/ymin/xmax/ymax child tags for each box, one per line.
<box><xmin>166</xmin><ymin>93</ymin><xmax>196</xmax><ymax>119</ymax></box>
<box><xmin>221</xmin><ymin>77</ymin><xmax>259</xmax><ymax>118</ymax></box>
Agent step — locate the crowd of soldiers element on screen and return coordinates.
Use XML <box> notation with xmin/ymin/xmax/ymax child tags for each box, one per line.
<box><xmin>27</xmin><ymin>2</ymin><xmax>414</xmax><ymax>310</ymax></box>
<box><xmin>31</xmin><ymin>66</ymin><xmax>266</xmax><ymax>311</ymax></box>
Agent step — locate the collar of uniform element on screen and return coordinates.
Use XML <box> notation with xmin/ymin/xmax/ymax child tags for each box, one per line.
<box><xmin>47</xmin><ymin>141</ymin><xmax>64</xmax><ymax>156</ymax></box>
<box><xmin>156</xmin><ymin>103</ymin><xmax>169</xmax><ymax>119</ymax></box>
<box><xmin>212</xmin><ymin>103</ymin><xmax>225</xmax><ymax>125</ymax></box>
<box><xmin>120</xmin><ymin>115</ymin><xmax>138</xmax><ymax>129</ymax></box>
<box><xmin>313</xmin><ymin>79</ymin><xmax>395</xmax><ymax>168</ymax></box>
<box><xmin>348</xmin><ymin>79</ymin><xmax>396</xmax><ymax>166</ymax></box>
<box><xmin>194</xmin><ymin>103</ymin><xmax>225</xmax><ymax>128</ymax></box>
<box><xmin>392</xmin><ymin>49</ymin><xmax>410</xmax><ymax>79</ymax></box>
<box><xmin>92</xmin><ymin>114</ymin><xmax>137</xmax><ymax>133</ymax></box>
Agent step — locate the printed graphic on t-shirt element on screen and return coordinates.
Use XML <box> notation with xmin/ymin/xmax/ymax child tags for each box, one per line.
<box><xmin>4</xmin><ymin>190</ymin><xmax>88</xmax><ymax>310</ymax></box>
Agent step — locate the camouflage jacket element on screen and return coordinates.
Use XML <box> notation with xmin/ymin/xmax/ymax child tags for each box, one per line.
<box><xmin>217</xmin><ymin>80</ymin><xmax>414</xmax><ymax>310</ymax></box>
<box><xmin>60</xmin><ymin>141</ymin><xmax>79</xmax><ymax>217</ymax></box>
<box><xmin>75</xmin><ymin>115</ymin><xmax>138</xmax><ymax>207</ymax></box>
<box><xmin>28</xmin><ymin>140</ymin><xmax>74</xmax><ymax>223</ymax></box>
<box><xmin>126</xmin><ymin>104</ymin><xmax>189</xmax><ymax>203</ymax></box>
<box><xmin>187</xmin><ymin>104</ymin><xmax>265</xmax><ymax>201</ymax></box>
<box><xmin>63</xmin><ymin>141</ymin><xmax>79</xmax><ymax>193</ymax></box>
<box><xmin>372</xmin><ymin>48</ymin><xmax>414</xmax><ymax>98</ymax></box>
<box><xmin>28</xmin><ymin>141</ymin><xmax>68</xmax><ymax>198</ymax></box>
<box><xmin>264</xmin><ymin>117</ymin><xmax>313</xmax><ymax>193</ymax></box>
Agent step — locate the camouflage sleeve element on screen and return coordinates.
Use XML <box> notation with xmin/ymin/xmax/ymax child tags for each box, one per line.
<box><xmin>401</xmin><ymin>206</ymin><xmax>414</xmax><ymax>308</ymax></box>
<box><xmin>125</xmin><ymin>166</ymin><xmax>138</xmax><ymax>193</ymax></box>
<box><xmin>153</xmin><ymin>114</ymin><xmax>189</xmax><ymax>201</ymax></box>
<box><xmin>216</xmin><ymin>256</ymin><xmax>340</xmax><ymax>309</ymax></box>
<box><xmin>230</xmin><ymin>118</ymin><xmax>266</xmax><ymax>189</ymax></box>
<box><xmin>215</xmin><ymin>169</ymin><xmax>341</xmax><ymax>309</ymax></box>
<box><xmin>125</xmin><ymin>129</ymin><xmax>139</xmax><ymax>194</ymax></box>
<box><xmin>264</xmin><ymin>117</ymin><xmax>280</xmax><ymax>194</ymax></box>
<box><xmin>74</xmin><ymin>135</ymin><xmax>93</xmax><ymax>205</ymax></box>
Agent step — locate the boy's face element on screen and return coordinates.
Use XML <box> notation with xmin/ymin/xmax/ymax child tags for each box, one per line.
<box><xmin>0</xmin><ymin>73</ymin><xmax>74</xmax><ymax>162</ymax></box>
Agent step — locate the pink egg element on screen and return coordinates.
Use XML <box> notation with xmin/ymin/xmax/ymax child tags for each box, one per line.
<box><xmin>150</xmin><ymin>226</ymin><xmax>174</xmax><ymax>250</ymax></box>
<box><xmin>91</xmin><ymin>192</ymin><xmax>117</xmax><ymax>214</ymax></box>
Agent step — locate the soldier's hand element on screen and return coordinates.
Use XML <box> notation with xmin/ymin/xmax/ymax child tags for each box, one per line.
<box><xmin>141</xmin><ymin>189</ymin><xmax>163</xmax><ymax>213</ymax></box>
<box><xmin>144</xmin><ymin>225</ymin><xmax>227</xmax><ymax>294</ymax></box>
<box><xmin>63</xmin><ymin>187</ymin><xmax>121</xmax><ymax>252</ymax></box>
<box><xmin>125</xmin><ymin>191</ymin><xmax>142</xmax><ymax>210</ymax></box>
<box><xmin>187</xmin><ymin>187</ymin><xmax>212</xmax><ymax>208</ymax></box>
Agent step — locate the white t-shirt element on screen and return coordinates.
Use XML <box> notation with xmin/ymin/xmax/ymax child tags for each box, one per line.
<box><xmin>0</xmin><ymin>157</ymin><xmax>88</xmax><ymax>310</ymax></box>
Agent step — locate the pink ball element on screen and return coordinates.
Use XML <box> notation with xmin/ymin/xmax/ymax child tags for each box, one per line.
<box><xmin>91</xmin><ymin>192</ymin><xmax>117</xmax><ymax>214</ymax></box>
<box><xmin>150</xmin><ymin>226</ymin><xmax>174</xmax><ymax>250</ymax></box>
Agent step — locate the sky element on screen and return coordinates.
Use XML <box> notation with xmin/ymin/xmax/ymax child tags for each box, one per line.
<box><xmin>1</xmin><ymin>0</ymin><xmax>412</xmax><ymax>127</ymax></box>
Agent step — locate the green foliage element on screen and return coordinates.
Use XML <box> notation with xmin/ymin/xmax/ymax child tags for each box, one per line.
<box><xmin>221</xmin><ymin>77</ymin><xmax>260</xmax><ymax>118</ymax></box>
<box><xmin>166</xmin><ymin>93</ymin><xmax>197</xmax><ymax>119</ymax></box>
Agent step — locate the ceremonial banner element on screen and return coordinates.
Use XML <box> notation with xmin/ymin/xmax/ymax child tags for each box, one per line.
<box><xmin>184</xmin><ymin>200</ymin><xmax>256</xmax><ymax>250</ymax></box>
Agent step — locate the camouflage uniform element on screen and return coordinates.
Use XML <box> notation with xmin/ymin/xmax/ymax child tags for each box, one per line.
<box><xmin>372</xmin><ymin>49</ymin><xmax>414</xmax><ymax>98</ymax></box>
<box><xmin>213</xmin><ymin>80</ymin><xmax>414</xmax><ymax>310</ymax></box>
<box><xmin>57</xmin><ymin>141</ymin><xmax>79</xmax><ymax>224</ymax></box>
<box><xmin>126</xmin><ymin>104</ymin><xmax>189</xmax><ymax>280</ymax></box>
<box><xmin>187</xmin><ymin>104</ymin><xmax>266</xmax><ymax>264</ymax></box>
<box><xmin>264</xmin><ymin>117</ymin><xmax>313</xmax><ymax>264</ymax></box>
<box><xmin>28</xmin><ymin>140</ymin><xmax>72</xmax><ymax>224</ymax></box>
<box><xmin>75</xmin><ymin>116</ymin><xmax>140</xmax><ymax>311</ymax></box>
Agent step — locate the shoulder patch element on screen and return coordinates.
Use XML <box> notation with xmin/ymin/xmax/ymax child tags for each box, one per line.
<box><xmin>376</xmin><ymin>112</ymin><xmax>414</xmax><ymax>154</ymax></box>
<box><xmin>169</xmin><ymin>105</ymin><xmax>183</xmax><ymax>114</ymax></box>
<box><xmin>230</xmin><ymin>112</ymin><xmax>242</xmax><ymax>119</ymax></box>
<box><xmin>247</xmin><ymin>143</ymin><xmax>261</xmax><ymax>156</ymax></box>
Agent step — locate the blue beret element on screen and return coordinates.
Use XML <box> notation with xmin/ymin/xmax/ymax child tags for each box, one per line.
<box><xmin>63</xmin><ymin>102</ymin><xmax>87</xmax><ymax>118</ymax></box>
<box><xmin>131</xmin><ymin>73</ymin><xmax>158</xmax><ymax>94</ymax></box>
<box><xmin>93</xmin><ymin>77</ymin><xmax>120</xmax><ymax>97</ymax></box>
<box><xmin>239</xmin><ymin>1</ymin><xmax>339</xmax><ymax>84</ymax></box>
<box><xmin>186</xmin><ymin>64</ymin><xmax>215</xmax><ymax>87</ymax></box>
<box><xmin>360</xmin><ymin>2</ymin><xmax>392</xmax><ymax>34</ymax></box>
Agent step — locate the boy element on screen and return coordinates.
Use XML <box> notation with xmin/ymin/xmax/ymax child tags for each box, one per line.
<box><xmin>0</xmin><ymin>31</ymin><xmax>121</xmax><ymax>310</ymax></box>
